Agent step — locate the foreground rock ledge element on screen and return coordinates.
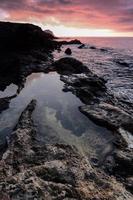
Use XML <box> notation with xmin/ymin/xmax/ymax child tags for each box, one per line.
<box><xmin>0</xmin><ymin>100</ymin><xmax>132</xmax><ymax>199</ymax></box>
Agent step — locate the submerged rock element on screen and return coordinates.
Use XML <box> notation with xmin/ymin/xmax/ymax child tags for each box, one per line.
<box><xmin>65</xmin><ymin>48</ymin><xmax>72</xmax><ymax>55</ymax></box>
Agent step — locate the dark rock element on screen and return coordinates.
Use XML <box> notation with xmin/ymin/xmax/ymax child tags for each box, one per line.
<box><xmin>53</xmin><ymin>57</ymin><xmax>89</xmax><ymax>74</ymax></box>
<box><xmin>100</xmin><ymin>48</ymin><xmax>108</xmax><ymax>52</ymax></box>
<box><xmin>90</xmin><ymin>46</ymin><xmax>97</xmax><ymax>49</ymax></box>
<box><xmin>125</xmin><ymin>177</ymin><xmax>133</xmax><ymax>194</ymax></box>
<box><xmin>0</xmin><ymin>22</ymin><xmax>58</xmax><ymax>92</ymax></box>
<box><xmin>113</xmin><ymin>150</ymin><xmax>133</xmax><ymax>177</ymax></box>
<box><xmin>0</xmin><ymin>21</ymin><xmax>58</xmax><ymax>51</ymax></box>
<box><xmin>80</xmin><ymin>103</ymin><xmax>133</xmax><ymax>133</ymax></box>
<box><xmin>78</xmin><ymin>44</ymin><xmax>85</xmax><ymax>49</ymax></box>
<box><xmin>65</xmin><ymin>48</ymin><xmax>72</xmax><ymax>55</ymax></box>
<box><xmin>115</xmin><ymin>60</ymin><xmax>130</xmax><ymax>67</ymax></box>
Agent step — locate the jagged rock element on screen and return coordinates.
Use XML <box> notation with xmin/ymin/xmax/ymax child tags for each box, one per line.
<box><xmin>60</xmin><ymin>73</ymin><xmax>107</xmax><ymax>104</ymax></box>
<box><xmin>65</xmin><ymin>48</ymin><xmax>72</xmax><ymax>55</ymax></box>
<box><xmin>80</xmin><ymin>103</ymin><xmax>133</xmax><ymax>132</ymax></box>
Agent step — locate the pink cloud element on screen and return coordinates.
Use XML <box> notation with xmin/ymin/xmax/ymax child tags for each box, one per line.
<box><xmin>0</xmin><ymin>0</ymin><xmax>133</xmax><ymax>34</ymax></box>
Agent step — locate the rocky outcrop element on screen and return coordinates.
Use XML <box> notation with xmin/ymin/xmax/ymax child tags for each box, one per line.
<box><xmin>0</xmin><ymin>22</ymin><xmax>58</xmax><ymax>92</ymax></box>
<box><xmin>0</xmin><ymin>100</ymin><xmax>132</xmax><ymax>199</ymax></box>
<box><xmin>0</xmin><ymin>21</ymin><xmax>58</xmax><ymax>51</ymax></box>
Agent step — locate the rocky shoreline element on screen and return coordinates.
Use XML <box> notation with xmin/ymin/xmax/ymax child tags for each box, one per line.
<box><xmin>0</xmin><ymin>100</ymin><xmax>132</xmax><ymax>200</ymax></box>
<box><xmin>0</xmin><ymin>22</ymin><xmax>133</xmax><ymax>199</ymax></box>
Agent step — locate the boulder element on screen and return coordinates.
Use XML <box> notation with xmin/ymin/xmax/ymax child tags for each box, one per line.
<box><xmin>53</xmin><ymin>57</ymin><xmax>88</xmax><ymax>74</ymax></box>
<box><xmin>65</xmin><ymin>48</ymin><xmax>72</xmax><ymax>55</ymax></box>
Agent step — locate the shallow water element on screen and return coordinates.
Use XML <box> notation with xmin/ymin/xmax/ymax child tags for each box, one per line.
<box><xmin>0</xmin><ymin>72</ymin><xmax>113</xmax><ymax>161</ymax></box>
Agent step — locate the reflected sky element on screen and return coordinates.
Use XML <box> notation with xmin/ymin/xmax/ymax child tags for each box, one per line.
<box><xmin>0</xmin><ymin>72</ymin><xmax>114</xmax><ymax>160</ymax></box>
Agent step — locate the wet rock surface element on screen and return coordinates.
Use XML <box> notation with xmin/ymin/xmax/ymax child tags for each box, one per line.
<box><xmin>80</xmin><ymin>103</ymin><xmax>133</xmax><ymax>131</ymax></box>
<box><xmin>0</xmin><ymin>100</ymin><xmax>132</xmax><ymax>200</ymax></box>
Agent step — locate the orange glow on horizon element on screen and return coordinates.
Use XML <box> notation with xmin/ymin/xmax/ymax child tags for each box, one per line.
<box><xmin>41</xmin><ymin>24</ymin><xmax>133</xmax><ymax>37</ymax></box>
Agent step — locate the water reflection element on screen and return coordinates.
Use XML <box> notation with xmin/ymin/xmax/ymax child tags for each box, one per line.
<box><xmin>0</xmin><ymin>72</ymin><xmax>114</xmax><ymax>160</ymax></box>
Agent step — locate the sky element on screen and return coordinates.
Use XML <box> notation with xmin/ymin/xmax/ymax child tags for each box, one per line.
<box><xmin>0</xmin><ymin>0</ymin><xmax>133</xmax><ymax>37</ymax></box>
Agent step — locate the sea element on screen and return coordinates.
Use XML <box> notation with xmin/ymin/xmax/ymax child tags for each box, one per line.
<box><xmin>54</xmin><ymin>37</ymin><xmax>133</xmax><ymax>104</ymax></box>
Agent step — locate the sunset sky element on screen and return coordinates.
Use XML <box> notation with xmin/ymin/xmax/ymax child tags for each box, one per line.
<box><xmin>0</xmin><ymin>0</ymin><xmax>133</xmax><ymax>37</ymax></box>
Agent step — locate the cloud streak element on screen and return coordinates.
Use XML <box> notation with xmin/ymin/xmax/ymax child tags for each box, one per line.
<box><xmin>0</xmin><ymin>0</ymin><xmax>133</xmax><ymax>35</ymax></box>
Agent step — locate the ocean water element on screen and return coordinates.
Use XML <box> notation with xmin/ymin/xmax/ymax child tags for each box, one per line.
<box><xmin>54</xmin><ymin>37</ymin><xmax>133</xmax><ymax>104</ymax></box>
